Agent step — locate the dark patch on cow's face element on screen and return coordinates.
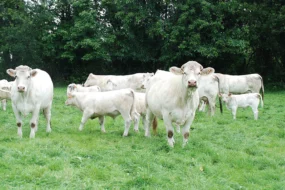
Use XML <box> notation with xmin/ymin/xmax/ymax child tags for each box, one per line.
<box><xmin>168</xmin><ymin>130</ymin><xmax>174</xmax><ymax>138</ymax></box>
<box><xmin>17</xmin><ymin>122</ymin><xmax>21</xmax><ymax>127</ymax></box>
<box><xmin>184</xmin><ymin>132</ymin><xmax>189</xmax><ymax>139</ymax></box>
<box><xmin>31</xmin><ymin>123</ymin><xmax>36</xmax><ymax>128</ymax></box>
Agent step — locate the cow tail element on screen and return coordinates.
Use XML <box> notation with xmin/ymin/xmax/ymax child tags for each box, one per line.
<box><xmin>260</xmin><ymin>75</ymin><xmax>264</xmax><ymax>101</ymax></box>
<box><xmin>258</xmin><ymin>93</ymin><xmax>264</xmax><ymax>108</ymax></box>
<box><xmin>129</xmin><ymin>89</ymin><xmax>139</xmax><ymax>121</ymax></box>
<box><xmin>152</xmin><ymin>116</ymin><xmax>158</xmax><ymax>135</ymax></box>
<box><xmin>214</xmin><ymin>75</ymin><xmax>223</xmax><ymax>114</ymax></box>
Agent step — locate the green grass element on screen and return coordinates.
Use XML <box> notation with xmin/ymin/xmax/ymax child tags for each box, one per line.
<box><xmin>0</xmin><ymin>87</ymin><xmax>284</xmax><ymax>189</ymax></box>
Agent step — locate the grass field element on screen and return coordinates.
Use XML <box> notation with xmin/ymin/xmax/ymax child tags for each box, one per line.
<box><xmin>0</xmin><ymin>87</ymin><xmax>284</xmax><ymax>189</ymax></box>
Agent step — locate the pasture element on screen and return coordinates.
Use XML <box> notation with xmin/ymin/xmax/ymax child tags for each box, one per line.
<box><xmin>0</xmin><ymin>87</ymin><xmax>284</xmax><ymax>189</ymax></box>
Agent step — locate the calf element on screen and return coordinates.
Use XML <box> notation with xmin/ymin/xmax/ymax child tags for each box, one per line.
<box><xmin>7</xmin><ymin>65</ymin><xmax>53</xmax><ymax>138</ymax></box>
<box><xmin>220</xmin><ymin>93</ymin><xmax>263</xmax><ymax>120</ymax></box>
<box><xmin>65</xmin><ymin>89</ymin><xmax>139</xmax><ymax>136</ymax></box>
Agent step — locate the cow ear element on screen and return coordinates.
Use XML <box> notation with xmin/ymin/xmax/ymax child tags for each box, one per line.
<box><xmin>31</xmin><ymin>69</ymin><xmax>37</xmax><ymax>77</ymax></box>
<box><xmin>169</xmin><ymin>67</ymin><xmax>183</xmax><ymax>75</ymax></box>
<box><xmin>201</xmin><ymin>67</ymin><xmax>215</xmax><ymax>75</ymax></box>
<box><xmin>7</xmin><ymin>69</ymin><xmax>16</xmax><ymax>77</ymax></box>
<box><xmin>228</xmin><ymin>93</ymin><xmax>232</xmax><ymax>96</ymax></box>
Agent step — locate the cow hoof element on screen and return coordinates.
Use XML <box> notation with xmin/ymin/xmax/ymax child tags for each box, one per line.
<box><xmin>134</xmin><ymin>129</ymin><xmax>139</xmax><ymax>133</ymax></box>
<box><xmin>46</xmin><ymin>128</ymin><xmax>52</xmax><ymax>133</ymax></box>
<box><xmin>101</xmin><ymin>129</ymin><xmax>106</xmax><ymax>133</ymax></box>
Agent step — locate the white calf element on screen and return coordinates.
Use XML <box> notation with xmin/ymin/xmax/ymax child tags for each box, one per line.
<box><xmin>220</xmin><ymin>93</ymin><xmax>263</xmax><ymax>120</ymax></box>
<box><xmin>65</xmin><ymin>89</ymin><xmax>139</xmax><ymax>136</ymax></box>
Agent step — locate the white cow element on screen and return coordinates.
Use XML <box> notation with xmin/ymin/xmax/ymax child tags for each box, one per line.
<box><xmin>65</xmin><ymin>89</ymin><xmax>140</xmax><ymax>136</ymax></box>
<box><xmin>0</xmin><ymin>79</ymin><xmax>12</xmax><ymax>111</ymax></box>
<box><xmin>146</xmin><ymin>69</ymin><xmax>222</xmax><ymax>117</ymax></box>
<box><xmin>7</xmin><ymin>65</ymin><xmax>53</xmax><ymax>138</ymax></box>
<box><xmin>67</xmin><ymin>83</ymin><xmax>101</xmax><ymax>95</ymax></box>
<box><xmin>198</xmin><ymin>71</ymin><xmax>223</xmax><ymax>116</ymax></box>
<box><xmin>220</xmin><ymin>93</ymin><xmax>263</xmax><ymax>120</ymax></box>
<box><xmin>215</xmin><ymin>73</ymin><xmax>264</xmax><ymax>99</ymax></box>
<box><xmin>144</xmin><ymin>61</ymin><xmax>214</xmax><ymax>147</ymax></box>
<box><xmin>83</xmin><ymin>73</ymin><xmax>154</xmax><ymax>92</ymax></box>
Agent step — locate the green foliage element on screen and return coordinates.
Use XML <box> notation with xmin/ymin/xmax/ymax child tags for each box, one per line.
<box><xmin>0</xmin><ymin>0</ymin><xmax>284</xmax><ymax>82</ymax></box>
<box><xmin>0</xmin><ymin>87</ymin><xmax>284</xmax><ymax>189</ymax></box>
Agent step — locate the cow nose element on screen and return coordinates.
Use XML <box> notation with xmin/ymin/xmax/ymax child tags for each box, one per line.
<box><xmin>188</xmin><ymin>80</ymin><xmax>197</xmax><ymax>87</ymax></box>
<box><xmin>18</xmin><ymin>86</ymin><xmax>25</xmax><ymax>92</ymax></box>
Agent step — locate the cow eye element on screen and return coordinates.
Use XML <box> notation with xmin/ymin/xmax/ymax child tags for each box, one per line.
<box><xmin>27</xmin><ymin>76</ymin><xmax>31</xmax><ymax>79</ymax></box>
<box><xmin>198</xmin><ymin>72</ymin><xmax>201</xmax><ymax>75</ymax></box>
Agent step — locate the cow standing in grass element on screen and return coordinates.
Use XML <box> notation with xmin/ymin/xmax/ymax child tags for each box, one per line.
<box><xmin>215</xmin><ymin>73</ymin><xmax>264</xmax><ymax>99</ymax></box>
<box><xmin>7</xmin><ymin>65</ymin><xmax>54</xmax><ymax>138</ymax></box>
<box><xmin>220</xmin><ymin>93</ymin><xmax>263</xmax><ymax>120</ymax></box>
<box><xmin>65</xmin><ymin>89</ymin><xmax>139</xmax><ymax>136</ymax></box>
<box><xmin>144</xmin><ymin>61</ymin><xmax>214</xmax><ymax>147</ymax></box>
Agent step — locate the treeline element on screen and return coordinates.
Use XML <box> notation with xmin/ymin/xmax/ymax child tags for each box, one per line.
<box><xmin>0</xmin><ymin>0</ymin><xmax>284</xmax><ymax>84</ymax></box>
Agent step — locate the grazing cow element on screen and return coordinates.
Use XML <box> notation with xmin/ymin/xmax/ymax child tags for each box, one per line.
<box><xmin>83</xmin><ymin>73</ymin><xmax>154</xmax><ymax>92</ymax></box>
<box><xmin>65</xmin><ymin>89</ymin><xmax>140</xmax><ymax>136</ymax></box>
<box><xmin>215</xmin><ymin>73</ymin><xmax>264</xmax><ymax>99</ymax></box>
<box><xmin>198</xmin><ymin>71</ymin><xmax>223</xmax><ymax>116</ymax></box>
<box><xmin>67</xmin><ymin>83</ymin><xmax>101</xmax><ymax>95</ymax></box>
<box><xmin>144</xmin><ymin>61</ymin><xmax>214</xmax><ymax>147</ymax></box>
<box><xmin>0</xmin><ymin>79</ymin><xmax>12</xmax><ymax>111</ymax></box>
<box><xmin>7</xmin><ymin>65</ymin><xmax>53</xmax><ymax>138</ymax></box>
<box><xmin>220</xmin><ymin>93</ymin><xmax>263</xmax><ymax>120</ymax></box>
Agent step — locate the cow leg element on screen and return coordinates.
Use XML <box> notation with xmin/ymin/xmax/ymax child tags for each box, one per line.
<box><xmin>252</xmin><ymin>107</ymin><xmax>258</xmax><ymax>120</ymax></box>
<box><xmin>79</xmin><ymin>110</ymin><xmax>92</xmax><ymax>131</ymax></box>
<box><xmin>182</xmin><ymin>113</ymin><xmax>195</xmax><ymax>147</ymax></box>
<box><xmin>121</xmin><ymin>113</ymin><xmax>132</xmax><ymax>137</ymax></box>
<box><xmin>208</xmin><ymin>99</ymin><xmax>215</xmax><ymax>116</ymax></box>
<box><xmin>162</xmin><ymin>112</ymin><xmax>175</xmax><ymax>147</ymax></box>
<box><xmin>43</xmin><ymin>104</ymin><xmax>52</xmax><ymax>133</ymax></box>
<box><xmin>99</xmin><ymin>116</ymin><xmax>105</xmax><ymax>132</ymax></box>
<box><xmin>2</xmin><ymin>99</ymin><xmax>6</xmax><ymax>111</ymax></box>
<box><xmin>175</xmin><ymin>124</ymin><xmax>181</xmax><ymax>134</ymax></box>
<box><xmin>12</xmin><ymin>103</ymin><xmax>23</xmax><ymax>138</ymax></box>
<box><xmin>231</xmin><ymin>107</ymin><xmax>237</xmax><ymax>120</ymax></box>
<box><xmin>30</xmin><ymin>106</ymin><xmax>41</xmax><ymax>138</ymax></box>
<box><xmin>144</xmin><ymin>108</ymin><xmax>155</xmax><ymax>137</ymax></box>
<box><xmin>141</xmin><ymin>115</ymin><xmax>145</xmax><ymax>130</ymax></box>
<box><xmin>133</xmin><ymin>113</ymin><xmax>140</xmax><ymax>132</ymax></box>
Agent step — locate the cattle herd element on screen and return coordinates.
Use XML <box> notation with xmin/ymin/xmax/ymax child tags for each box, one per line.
<box><xmin>0</xmin><ymin>61</ymin><xmax>264</xmax><ymax>147</ymax></box>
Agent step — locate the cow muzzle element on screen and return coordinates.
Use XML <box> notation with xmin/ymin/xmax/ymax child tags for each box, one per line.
<box><xmin>188</xmin><ymin>80</ymin><xmax>197</xmax><ymax>87</ymax></box>
<box><xmin>17</xmin><ymin>86</ymin><xmax>26</xmax><ymax>92</ymax></box>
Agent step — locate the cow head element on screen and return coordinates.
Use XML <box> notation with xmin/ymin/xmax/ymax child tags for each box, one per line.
<box><xmin>7</xmin><ymin>65</ymin><xmax>37</xmax><ymax>93</ymax></box>
<box><xmin>169</xmin><ymin>61</ymin><xmax>204</xmax><ymax>89</ymax></box>
<box><xmin>141</xmin><ymin>73</ymin><xmax>154</xmax><ymax>89</ymax></box>
<box><xmin>219</xmin><ymin>93</ymin><xmax>231</xmax><ymax>103</ymax></box>
<box><xmin>65</xmin><ymin>93</ymin><xmax>75</xmax><ymax>106</ymax></box>
<box><xmin>67</xmin><ymin>83</ymin><xmax>77</xmax><ymax>95</ymax></box>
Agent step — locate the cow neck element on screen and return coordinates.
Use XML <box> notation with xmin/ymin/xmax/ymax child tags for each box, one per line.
<box><xmin>176</xmin><ymin>81</ymin><xmax>197</xmax><ymax>106</ymax></box>
<box><xmin>74</xmin><ymin>95</ymin><xmax>84</xmax><ymax>111</ymax></box>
